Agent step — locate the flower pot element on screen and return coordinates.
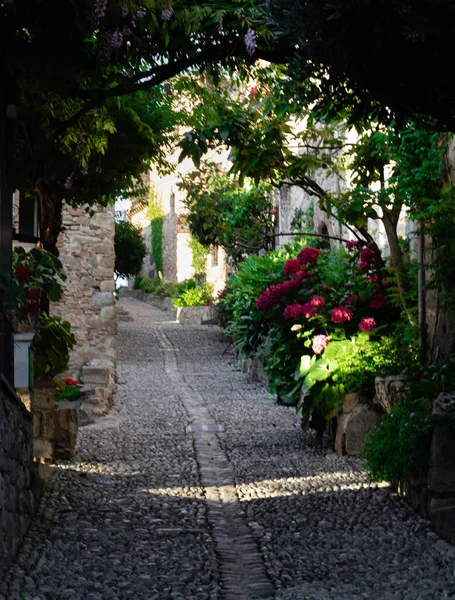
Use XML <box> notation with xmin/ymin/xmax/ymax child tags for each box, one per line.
<box><xmin>13</xmin><ymin>332</ymin><xmax>34</xmax><ymax>389</ymax></box>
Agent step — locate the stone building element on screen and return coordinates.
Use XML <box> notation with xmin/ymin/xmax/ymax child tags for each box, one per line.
<box><xmin>51</xmin><ymin>203</ymin><xmax>117</xmax><ymax>420</ymax></box>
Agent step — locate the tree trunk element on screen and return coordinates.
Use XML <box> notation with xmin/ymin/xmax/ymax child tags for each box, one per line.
<box><xmin>34</xmin><ymin>179</ymin><xmax>63</xmax><ymax>256</ymax></box>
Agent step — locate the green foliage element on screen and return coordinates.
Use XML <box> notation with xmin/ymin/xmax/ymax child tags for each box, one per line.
<box><xmin>55</xmin><ymin>378</ymin><xmax>81</xmax><ymax>402</ymax></box>
<box><xmin>148</xmin><ymin>198</ymin><xmax>164</xmax><ymax>276</ymax></box>
<box><xmin>180</xmin><ymin>164</ymin><xmax>274</xmax><ymax>262</ymax></box>
<box><xmin>133</xmin><ymin>277</ymin><xmax>143</xmax><ymax>290</ymax></box>
<box><xmin>34</xmin><ymin>315</ymin><xmax>76</xmax><ymax>381</ymax></box>
<box><xmin>361</xmin><ymin>398</ymin><xmax>433</xmax><ymax>485</ymax></box>
<box><xmin>140</xmin><ymin>277</ymin><xmax>196</xmax><ymax>299</ymax></box>
<box><xmin>114</xmin><ymin>220</ymin><xmax>147</xmax><ymax>280</ymax></box>
<box><xmin>174</xmin><ymin>284</ymin><xmax>213</xmax><ymax>307</ymax></box>
<box><xmin>189</xmin><ymin>236</ymin><xmax>208</xmax><ymax>278</ymax></box>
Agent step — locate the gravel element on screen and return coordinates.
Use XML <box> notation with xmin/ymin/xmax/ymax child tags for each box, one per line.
<box><xmin>2</xmin><ymin>297</ymin><xmax>455</xmax><ymax>600</ymax></box>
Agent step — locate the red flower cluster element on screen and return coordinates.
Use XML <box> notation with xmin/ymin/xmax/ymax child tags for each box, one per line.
<box><xmin>346</xmin><ymin>240</ymin><xmax>362</xmax><ymax>250</ymax></box>
<box><xmin>64</xmin><ymin>377</ymin><xmax>80</xmax><ymax>386</ymax></box>
<box><xmin>331</xmin><ymin>306</ymin><xmax>353</xmax><ymax>324</ymax></box>
<box><xmin>15</xmin><ymin>266</ymin><xmax>31</xmax><ymax>283</ymax></box>
<box><xmin>25</xmin><ymin>288</ymin><xmax>41</xmax><ymax>300</ymax></box>
<box><xmin>369</xmin><ymin>293</ymin><xmax>387</xmax><ymax>309</ymax></box>
<box><xmin>358</xmin><ymin>317</ymin><xmax>376</xmax><ymax>332</ymax></box>
<box><xmin>283</xmin><ymin>259</ymin><xmax>302</xmax><ymax>276</ymax></box>
<box><xmin>297</xmin><ymin>247</ymin><xmax>320</xmax><ymax>266</ymax></box>
<box><xmin>257</xmin><ymin>274</ymin><xmax>304</xmax><ymax>311</ymax></box>
<box><xmin>284</xmin><ymin>295</ymin><xmax>325</xmax><ymax>320</ymax></box>
<box><xmin>359</xmin><ymin>247</ymin><xmax>381</xmax><ymax>270</ymax></box>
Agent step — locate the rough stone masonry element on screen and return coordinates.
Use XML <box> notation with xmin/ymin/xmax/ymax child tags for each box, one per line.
<box><xmin>51</xmin><ymin>203</ymin><xmax>117</xmax><ymax>420</ymax></box>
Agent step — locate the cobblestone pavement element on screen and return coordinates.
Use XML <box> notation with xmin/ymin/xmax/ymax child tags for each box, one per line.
<box><xmin>2</xmin><ymin>297</ymin><xmax>455</xmax><ymax>600</ymax></box>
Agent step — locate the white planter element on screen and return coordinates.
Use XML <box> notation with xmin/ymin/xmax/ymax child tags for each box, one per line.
<box><xmin>13</xmin><ymin>332</ymin><xmax>34</xmax><ymax>389</ymax></box>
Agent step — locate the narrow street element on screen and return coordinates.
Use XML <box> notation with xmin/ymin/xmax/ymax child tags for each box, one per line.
<box><xmin>2</xmin><ymin>297</ymin><xmax>455</xmax><ymax>600</ymax></box>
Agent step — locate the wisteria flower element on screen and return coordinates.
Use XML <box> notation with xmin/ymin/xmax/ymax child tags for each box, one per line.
<box><xmin>283</xmin><ymin>258</ymin><xmax>301</xmax><ymax>276</ymax></box>
<box><xmin>369</xmin><ymin>293</ymin><xmax>387</xmax><ymax>309</ymax></box>
<box><xmin>331</xmin><ymin>306</ymin><xmax>353</xmax><ymax>324</ymax></box>
<box><xmin>297</xmin><ymin>247</ymin><xmax>320</xmax><ymax>266</ymax></box>
<box><xmin>359</xmin><ymin>317</ymin><xmax>376</xmax><ymax>332</ymax></box>
<box><xmin>90</xmin><ymin>0</ymin><xmax>108</xmax><ymax>28</ymax></box>
<box><xmin>64</xmin><ymin>176</ymin><xmax>73</xmax><ymax>189</ymax></box>
<box><xmin>244</xmin><ymin>28</ymin><xmax>257</xmax><ymax>56</ymax></box>
<box><xmin>311</xmin><ymin>334</ymin><xmax>329</xmax><ymax>355</ymax></box>
<box><xmin>161</xmin><ymin>6</ymin><xmax>174</xmax><ymax>21</ymax></box>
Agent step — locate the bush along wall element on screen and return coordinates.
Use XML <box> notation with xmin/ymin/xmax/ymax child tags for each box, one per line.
<box><xmin>219</xmin><ymin>241</ymin><xmax>417</xmax><ymax>441</ymax></box>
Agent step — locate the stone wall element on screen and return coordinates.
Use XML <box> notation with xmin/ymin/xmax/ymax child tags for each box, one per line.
<box><xmin>0</xmin><ymin>377</ymin><xmax>36</xmax><ymax>572</ymax></box>
<box><xmin>52</xmin><ymin>203</ymin><xmax>117</xmax><ymax>420</ymax></box>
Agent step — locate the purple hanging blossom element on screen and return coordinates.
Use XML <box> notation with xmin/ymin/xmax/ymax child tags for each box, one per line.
<box><xmin>136</xmin><ymin>8</ymin><xmax>147</xmax><ymax>18</ymax></box>
<box><xmin>163</xmin><ymin>84</ymin><xmax>172</xmax><ymax>96</ymax></box>
<box><xmin>64</xmin><ymin>176</ymin><xmax>73</xmax><ymax>190</ymax></box>
<box><xmin>80</xmin><ymin>168</ymin><xmax>89</xmax><ymax>176</ymax></box>
<box><xmin>95</xmin><ymin>167</ymin><xmax>103</xmax><ymax>174</ymax></box>
<box><xmin>121</xmin><ymin>3</ymin><xmax>129</xmax><ymax>16</ymax></box>
<box><xmin>244</xmin><ymin>28</ymin><xmax>257</xmax><ymax>56</ymax></box>
<box><xmin>90</xmin><ymin>0</ymin><xmax>108</xmax><ymax>29</ymax></box>
<box><xmin>102</xmin><ymin>30</ymin><xmax>124</xmax><ymax>56</ymax></box>
<box><xmin>161</xmin><ymin>6</ymin><xmax>173</xmax><ymax>21</ymax></box>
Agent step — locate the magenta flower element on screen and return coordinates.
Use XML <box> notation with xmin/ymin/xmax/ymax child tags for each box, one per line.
<box><xmin>346</xmin><ymin>295</ymin><xmax>358</xmax><ymax>306</ymax></box>
<box><xmin>346</xmin><ymin>240</ymin><xmax>361</xmax><ymax>250</ymax></box>
<box><xmin>283</xmin><ymin>258</ymin><xmax>302</xmax><ymax>276</ymax></box>
<box><xmin>331</xmin><ymin>306</ymin><xmax>353</xmax><ymax>324</ymax></box>
<box><xmin>311</xmin><ymin>334</ymin><xmax>329</xmax><ymax>355</ymax></box>
<box><xmin>369</xmin><ymin>293</ymin><xmax>387</xmax><ymax>309</ymax></box>
<box><xmin>283</xmin><ymin>303</ymin><xmax>304</xmax><ymax>319</ymax></box>
<box><xmin>359</xmin><ymin>317</ymin><xmax>376</xmax><ymax>332</ymax></box>
<box><xmin>297</xmin><ymin>247</ymin><xmax>320</xmax><ymax>266</ymax></box>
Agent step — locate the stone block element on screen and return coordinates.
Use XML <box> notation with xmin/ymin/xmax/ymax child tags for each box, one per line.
<box><xmin>34</xmin><ymin>438</ymin><xmax>54</xmax><ymax>461</ymax></box>
<box><xmin>345</xmin><ymin>405</ymin><xmax>381</xmax><ymax>456</ymax></box>
<box><xmin>100</xmin><ymin>280</ymin><xmax>115</xmax><ymax>292</ymax></box>
<box><xmin>343</xmin><ymin>393</ymin><xmax>360</xmax><ymax>414</ymax></box>
<box><xmin>335</xmin><ymin>413</ymin><xmax>351</xmax><ymax>456</ymax></box>
<box><xmin>429</xmin><ymin>498</ymin><xmax>455</xmax><ymax>544</ymax></box>
<box><xmin>81</xmin><ymin>366</ymin><xmax>109</xmax><ymax>386</ymax></box>
<box><xmin>90</xmin><ymin>291</ymin><xmax>113</xmax><ymax>307</ymax></box>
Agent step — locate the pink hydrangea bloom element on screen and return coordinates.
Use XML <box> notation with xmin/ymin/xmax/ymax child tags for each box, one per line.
<box><xmin>346</xmin><ymin>295</ymin><xmax>358</xmax><ymax>306</ymax></box>
<box><xmin>311</xmin><ymin>334</ymin><xmax>329</xmax><ymax>354</ymax></box>
<box><xmin>331</xmin><ymin>306</ymin><xmax>353</xmax><ymax>324</ymax></box>
<box><xmin>359</xmin><ymin>317</ymin><xmax>376</xmax><ymax>332</ymax></box>
<box><xmin>297</xmin><ymin>247</ymin><xmax>320</xmax><ymax>266</ymax></box>
<box><xmin>300</xmin><ymin>295</ymin><xmax>325</xmax><ymax>318</ymax></box>
<box><xmin>283</xmin><ymin>258</ymin><xmax>302</xmax><ymax>276</ymax></box>
<box><xmin>369</xmin><ymin>293</ymin><xmax>387</xmax><ymax>309</ymax></box>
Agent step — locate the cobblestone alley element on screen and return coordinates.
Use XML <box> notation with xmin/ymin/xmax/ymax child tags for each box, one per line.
<box><xmin>2</xmin><ymin>297</ymin><xmax>455</xmax><ymax>600</ymax></box>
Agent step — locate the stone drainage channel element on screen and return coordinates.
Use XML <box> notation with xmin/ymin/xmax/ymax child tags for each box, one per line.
<box><xmin>153</xmin><ymin>326</ymin><xmax>275</xmax><ymax>600</ymax></box>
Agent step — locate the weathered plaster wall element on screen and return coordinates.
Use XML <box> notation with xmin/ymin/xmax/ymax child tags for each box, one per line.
<box><xmin>52</xmin><ymin>203</ymin><xmax>117</xmax><ymax>419</ymax></box>
<box><xmin>0</xmin><ymin>378</ymin><xmax>35</xmax><ymax>572</ymax></box>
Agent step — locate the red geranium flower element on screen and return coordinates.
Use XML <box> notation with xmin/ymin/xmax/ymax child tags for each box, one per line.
<box><xmin>359</xmin><ymin>317</ymin><xmax>376</xmax><ymax>332</ymax></box>
<box><xmin>297</xmin><ymin>247</ymin><xmax>320</xmax><ymax>266</ymax></box>
<box><xmin>331</xmin><ymin>306</ymin><xmax>353</xmax><ymax>324</ymax></box>
<box><xmin>25</xmin><ymin>288</ymin><xmax>41</xmax><ymax>300</ymax></box>
<box><xmin>15</xmin><ymin>266</ymin><xmax>31</xmax><ymax>283</ymax></box>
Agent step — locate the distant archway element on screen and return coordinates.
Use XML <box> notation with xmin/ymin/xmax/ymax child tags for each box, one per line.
<box><xmin>318</xmin><ymin>223</ymin><xmax>331</xmax><ymax>249</ymax></box>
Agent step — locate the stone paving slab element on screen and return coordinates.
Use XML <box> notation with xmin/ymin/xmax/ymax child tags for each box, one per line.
<box><xmin>1</xmin><ymin>297</ymin><xmax>455</xmax><ymax>600</ymax></box>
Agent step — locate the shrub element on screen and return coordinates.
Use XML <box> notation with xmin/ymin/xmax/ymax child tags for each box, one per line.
<box><xmin>140</xmin><ymin>277</ymin><xmax>162</xmax><ymax>294</ymax></box>
<box><xmin>173</xmin><ymin>283</ymin><xmax>213</xmax><ymax>307</ymax></box>
<box><xmin>361</xmin><ymin>397</ymin><xmax>433</xmax><ymax>485</ymax></box>
<box><xmin>34</xmin><ymin>315</ymin><xmax>76</xmax><ymax>381</ymax></box>
<box><xmin>114</xmin><ymin>220</ymin><xmax>147</xmax><ymax>280</ymax></box>
<box><xmin>133</xmin><ymin>276</ymin><xmax>143</xmax><ymax>290</ymax></box>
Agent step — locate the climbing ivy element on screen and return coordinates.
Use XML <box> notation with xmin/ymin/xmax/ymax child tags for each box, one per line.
<box><xmin>189</xmin><ymin>236</ymin><xmax>208</xmax><ymax>281</ymax></box>
<box><xmin>148</xmin><ymin>191</ymin><xmax>164</xmax><ymax>277</ymax></box>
